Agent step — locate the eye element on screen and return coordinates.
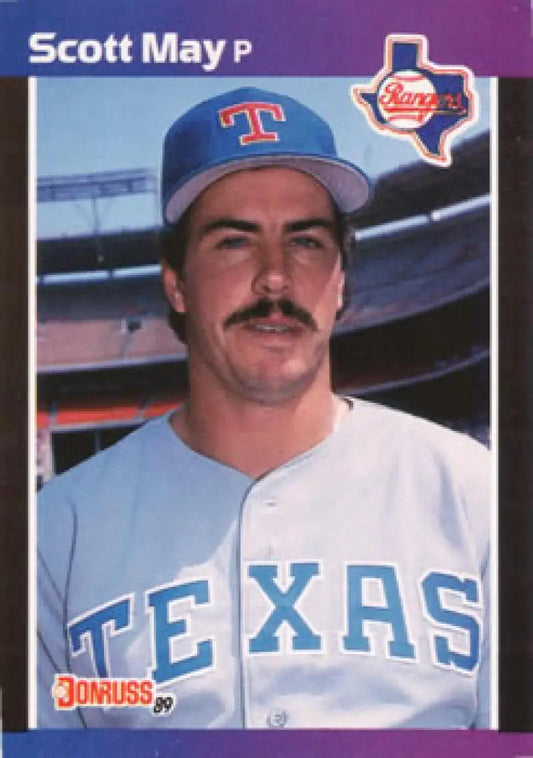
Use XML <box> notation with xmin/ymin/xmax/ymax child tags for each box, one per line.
<box><xmin>216</xmin><ymin>235</ymin><xmax>249</xmax><ymax>250</ymax></box>
<box><xmin>290</xmin><ymin>235</ymin><xmax>324</xmax><ymax>250</ymax></box>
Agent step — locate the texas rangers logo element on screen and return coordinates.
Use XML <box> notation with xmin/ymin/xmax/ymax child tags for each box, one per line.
<box><xmin>352</xmin><ymin>35</ymin><xmax>478</xmax><ymax>166</ymax></box>
<box><xmin>219</xmin><ymin>101</ymin><xmax>286</xmax><ymax>145</ymax></box>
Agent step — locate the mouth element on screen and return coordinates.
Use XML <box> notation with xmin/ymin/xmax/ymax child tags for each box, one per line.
<box><xmin>252</xmin><ymin>324</ymin><xmax>293</xmax><ymax>334</ymax></box>
<box><xmin>224</xmin><ymin>298</ymin><xmax>318</xmax><ymax>334</ymax></box>
<box><xmin>244</xmin><ymin>314</ymin><xmax>305</xmax><ymax>336</ymax></box>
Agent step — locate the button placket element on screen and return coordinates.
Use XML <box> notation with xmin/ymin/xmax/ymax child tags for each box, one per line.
<box><xmin>240</xmin><ymin>478</ymin><xmax>286</xmax><ymax>727</ymax></box>
<box><xmin>239</xmin><ymin>483</ymin><xmax>279</xmax><ymax>726</ymax></box>
<box><xmin>266</xmin><ymin>708</ymin><xmax>289</xmax><ymax>728</ymax></box>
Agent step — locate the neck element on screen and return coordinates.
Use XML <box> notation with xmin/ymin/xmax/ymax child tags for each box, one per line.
<box><xmin>170</xmin><ymin>374</ymin><xmax>345</xmax><ymax>479</ymax></box>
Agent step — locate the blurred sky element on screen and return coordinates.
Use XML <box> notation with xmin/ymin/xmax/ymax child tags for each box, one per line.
<box><xmin>36</xmin><ymin>77</ymin><xmax>491</xmax><ymax>239</ymax></box>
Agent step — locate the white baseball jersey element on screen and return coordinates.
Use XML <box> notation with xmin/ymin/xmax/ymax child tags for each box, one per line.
<box><xmin>38</xmin><ymin>399</ymin><xmax>490</xmax><ymax>729</ymax></box>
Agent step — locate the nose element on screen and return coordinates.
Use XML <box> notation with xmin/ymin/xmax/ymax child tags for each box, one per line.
<box><xmin>251</xmin><ymin>243</ymin><xmax>291</xmax><ymax>298</ymax></box>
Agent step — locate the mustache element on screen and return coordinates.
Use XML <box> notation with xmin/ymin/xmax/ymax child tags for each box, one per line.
<box><xmin>223</xmin><ymin>298</ymin><xmax>318</xmax><ymax>331</ymax></box>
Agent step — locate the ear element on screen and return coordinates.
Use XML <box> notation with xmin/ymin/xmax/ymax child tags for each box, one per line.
<box><xmin>336</xmin><ymin>269</ymin><xmax>346</xmax><ymax>311</ymax></box>
<box><xmin>161</xmin><ymin>261</ymin><xmax>186</xmax><ymax>314</ymax></box>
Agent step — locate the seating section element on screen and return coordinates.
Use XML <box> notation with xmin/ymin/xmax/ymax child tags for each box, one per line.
<box><xmin>340</xmin><ymin>209</ymin><xmax>489</xmax><ymax>329</ymax></box>
<box><xmin>37</xmin><ymin>207</ymin><xmax>489</xmax><ymax>369</ymax></box>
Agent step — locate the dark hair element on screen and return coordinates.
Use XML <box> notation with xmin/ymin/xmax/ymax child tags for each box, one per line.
<box><xmin>159</xmin><ymin>205</ymin><xmax>193</xmax><ymax>343</ymax></box>
<box><xmin>159</xmin><ymin>197</ymin><xmax>356</xmax><ymax>343</ymax></box>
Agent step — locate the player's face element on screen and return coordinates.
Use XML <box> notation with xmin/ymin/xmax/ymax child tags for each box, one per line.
<box><xmin>162</xmin><ymin>167</ymin><xmax>345</xmax><ymax>404</ymax></box>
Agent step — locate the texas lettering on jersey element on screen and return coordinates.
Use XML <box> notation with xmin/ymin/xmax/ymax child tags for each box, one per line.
<box><xmin>38</xmin><ymin>404</ymin><xmax>490</xmax><ymax>727</ymax></box>
<box><xmin>66</xmin><ymin>561</ymin><xmax>482</xmax><ymax>688</ymax></box>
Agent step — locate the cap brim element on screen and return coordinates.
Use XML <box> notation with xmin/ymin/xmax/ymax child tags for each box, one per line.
<box><xmin>164</xmin><ymin>154</ymin><xmax>372</xmax><ymax>225</ymax></box>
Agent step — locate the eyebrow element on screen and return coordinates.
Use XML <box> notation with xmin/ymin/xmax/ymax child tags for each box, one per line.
<box><xmin>285</xmin><ymin>218</ymin><xmax>337</xmax><ymax>235</ymax></box>
<box><xmin>198</xmin><ymin>218</ymin><xmax>260</xmax><ymax>238</ymax></box>
<box><xmin>197</xmin><ymin>216</ymin><xmax>337</xmax><ymax>240</ymax></box>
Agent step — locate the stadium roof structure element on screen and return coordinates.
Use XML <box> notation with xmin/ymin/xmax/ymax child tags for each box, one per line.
<box><xmin>37</xmin><ymin>169</ymin><xmax>157</xmax><ymax>203</ymax></box>
<box><xmin>355</xmin><ymin>132</ymin><xmax>490</xmax><ymax>228</ymax></box>
<box><xmin>37</xmin><ymin>132</ymin><xmax>490</xmax><ymax>277</ymax></box>
<box><xmin>37</xmin><ymin>227</ymin><xmax>160</xmax><ymax>276</ymax></box>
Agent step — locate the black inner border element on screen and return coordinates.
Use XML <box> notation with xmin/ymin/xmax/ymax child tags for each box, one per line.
<box><xmin>498</xmin><ymin>77</ymin><xmax>533</xmax><ymax>731</ymax></box>
<box><xmin>0</xmin><ymin>77</ymin><xmax>530</xmax><ymax>732</ymax></box>
<box><xmin>0</xmin><ymin>76</ymin><xmax>29</xmax><ymax>731</ymax></box>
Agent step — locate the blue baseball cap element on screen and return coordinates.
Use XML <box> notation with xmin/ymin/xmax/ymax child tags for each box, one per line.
<box><xmin>162</xmin><ymin>87</ymin><xmax>371</xmax><ymax>225</ymax></box>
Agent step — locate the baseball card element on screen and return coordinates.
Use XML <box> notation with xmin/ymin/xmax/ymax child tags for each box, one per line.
<box><xmin>0</xmin><ymin>2</ymin><xmax>531</xmax><ymax>756</ymax></box>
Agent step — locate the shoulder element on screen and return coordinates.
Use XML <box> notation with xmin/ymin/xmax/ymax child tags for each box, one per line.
<box><xmin>38</xmin><ymin>413</ymin><xmax>175</xmax><ymax>515</ymax></box>
<box><xmin>345</xmin><ymin>399</ymin><xmax>490</xmax><ymax>541</ymax></box>
<box><xmin>349</xmin><ymin>398</ymin><xmax>489</xmax><ymax>469</ymax></box>
<box><xmin>37</xmin><ymin>414</ymin><xmax>181</xmax><ymax>579</ymax></box>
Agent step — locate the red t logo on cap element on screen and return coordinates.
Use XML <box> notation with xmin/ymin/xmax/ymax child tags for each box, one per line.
<box><xmin>219</xmin><ymin>101</ymin><xmax>286</xmax><ymax>145</ymax></box>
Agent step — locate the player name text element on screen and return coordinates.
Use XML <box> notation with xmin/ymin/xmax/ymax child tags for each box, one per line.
<box><xmin>28</xmin><ymin>33</ymin><xmax>253</xmax><ymax>71</ymax></box>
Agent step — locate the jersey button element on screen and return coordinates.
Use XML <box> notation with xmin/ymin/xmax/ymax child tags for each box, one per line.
<box><xmin>265</xmin><ymin>500</ymin><xmax>277</xmax><ymax>508</ymax></box>
<box><xmin>266</xmin><ymin>708</ymin><xmax>288</xmax><ymax>728</ymax></box>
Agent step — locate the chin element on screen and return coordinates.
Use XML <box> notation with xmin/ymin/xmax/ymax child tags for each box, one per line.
<box><xmin>232</xmin><ymin>359</ymin><xmax>325</xmax><ymax>405</ymax></box>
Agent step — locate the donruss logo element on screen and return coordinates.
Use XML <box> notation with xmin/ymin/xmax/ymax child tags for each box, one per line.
<box><xmin>51</xmin><ymin>674</ymin><xmax>175</xmax><ymax>716</ymax></box>
<box><xmin>352</xmin><ymin>35</ymin><xmax>478</xmax><ymax>166</ymax></box>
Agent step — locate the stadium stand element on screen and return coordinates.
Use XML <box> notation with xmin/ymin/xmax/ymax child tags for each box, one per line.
<box><xmin>36</xmin><ymin>132</ymin><xmax>491</xmax><ymax>480</ymax></box>
<box><xmin>38</xmin><ymin>204</ymin><xmax>489</xmax><ymax>368</ymax></box>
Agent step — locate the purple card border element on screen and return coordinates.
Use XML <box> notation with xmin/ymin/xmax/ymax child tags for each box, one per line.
<box><xmin>3</xmin><ymin>728</ymin><xmax>533</xmax><ymax>757</ymax></box>
<box><xmin>0</xmin><ymin>1</ymin><xmax>531</xmax><ymax>755</ymax></box>
<box><xmin>0</xmin><ymin>0</ymin><xmax>531</xmax><ymax>76</ymax></box>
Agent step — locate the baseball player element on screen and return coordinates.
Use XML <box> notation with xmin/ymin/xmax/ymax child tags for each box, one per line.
<box><xmin>38</xmin><ymin>87</ymin><xmax>490</xmax><ymax>729</ymax></box>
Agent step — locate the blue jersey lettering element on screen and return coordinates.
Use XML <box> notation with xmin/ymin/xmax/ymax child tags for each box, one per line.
<box><xmin>343</xmin><ymin>564</ymin><xmax>416</xmax><ymax>660</ymax></box>
<box><xmin>422</xmin><ymin>571</ymin><xmax>481</xmax><ymax>672</ymax></box>
<box><xmin>248</xmin><ymin>562</ymin><xmax>322</xmax><ymax>653</ymax></box>
<box><xmin>68</xmin><ymin>596</ymin><xmax>132</xmax><ymax>677</ymax></box>
<box><xmin>147</xmin><ymin>579</ymin><xmax>213</xmax><ymax>683</ymax></box>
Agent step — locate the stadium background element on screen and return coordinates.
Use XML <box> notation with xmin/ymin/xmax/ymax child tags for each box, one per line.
<box><xmin>1</xmin><ymin>76</ymin><xmax>532</xmax><ymax>755</ymax></box>
<box><xmin>36</xmin><ymin>132</ymin><xmax>490</xmax><ymax>484</ymax></box>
